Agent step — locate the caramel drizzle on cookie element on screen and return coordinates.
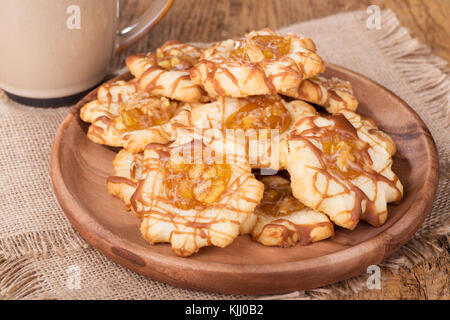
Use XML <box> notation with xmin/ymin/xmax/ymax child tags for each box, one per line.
<box><xmin>292</xmin><ymin>114</ymin><xmax>402</xmax><ymax>227</ymax></box>
<box><xmin>296</xmin><ymin>77</ymin><xmax>356</xmax><ymax>112</ymax></box>
<box><xmin>257</xmin><ymin>220</ymin><xmax>333</xmax><ymax>247</ymax></box>
<box><xmin>131</xmin><ymin>142</ymin><xmax>259</xmax><ymax>255</ymax></box>
<box><xmin>107</xmin><ymin>152</ymin><xmax>145</xmax><ymax>188</ymax></box>
<box><xmin>138</xmin><ymin>43</ymin><xmax>206</xmax><ymax>100</ymax></box>
<box><xmin>253</xmin><ymin>175</ymin><xmax>334</xmax><ymax>246</ymax></box>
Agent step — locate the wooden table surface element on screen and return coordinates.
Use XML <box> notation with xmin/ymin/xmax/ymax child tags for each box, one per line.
<box><xmin>129</xmin><ymin>0</ymin><xmax>450</xmax><ymax>63</ymax></box>
<box><xmin>123</xmin><ymin>0</ymin><xmax>450</xmax><ymax>300</ymax></box>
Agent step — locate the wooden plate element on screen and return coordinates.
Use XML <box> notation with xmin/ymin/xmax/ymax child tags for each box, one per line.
<box><xmin>51</xmin><ymin>64</ymin><xmax>439</xmax><ymax>295</ymax></box>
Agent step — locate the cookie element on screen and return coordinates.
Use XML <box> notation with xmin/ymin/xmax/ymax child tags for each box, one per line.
<box><xmin>131</xmin><ymin>141</ymin><xmax>264</xmax><ymax>257</ymax></box>
<box><xmin>185</xmin><ymin>95</ymin><xmax>317</xmax><ymax>169</ymax></box>
<box><xmin>286</xmin><ymin>107</ymin><xmax>403</xmax><ymax>229</ymax></box>
<box><xmin>190</xmin><ymin>28</ymin><xmax>325</xmax><ymax>98</ymax></box>
<box><xmin>283</xmin><ymin>76</ymin><xmax>359</xmax><ymax>113</ymax></box>
<box><xmin>251</xmin><ymin>175</ymin><xmax>334</xmax><ymax>247</ymax></box>
<box><xmin>80</xmin><ymin>80</ymin><xmax>192</xmax><ymax>153</ymax></box>
<box><xmin>106</xmin><ymin>149</ymin><xmax>145</xmax><ymax>213</ymax></box>
<box><xmin>80</xmin><ymin>80</ymin><xmax>139</xmax><ymax>123</ymax></box>
<box><xmin>126</xmin><ymin>41</ymin><xmax>207</xmax><ymax>102</ymax></box>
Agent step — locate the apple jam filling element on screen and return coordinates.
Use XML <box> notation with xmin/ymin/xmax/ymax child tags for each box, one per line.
<box><xmin>252</xmin><ymin>35</ymin><xmax>291</xmax><ymax>59</ymax></box>
<box><xmin>225</xmin><ymin>96</ymin><xmax>292</xmax><ymax>134</ymax></box>
<box><xmin>163</xmin><ymin>154</ymin><xmax>232</xmax><ymax>210</ymax></box>
<box><xmin>321</xmin><ymin>134</ymin><xmax>368</xmax><ymax>180</ymax></box>
<box><xmin>230</xmin><ymin>35</ymin><xmax>291</xmax><ymax>61</ymax></box>
<box><xmin>155</xmin><ymin>47</ymin><xmax>198</xmax><ymax>71</ymax></box>
<box><xmin>114</xmin><ymin>97</ymin><xmax>176</xmax><ymax>131</ymax></box>
<box><xmin>257</xmin><ymin>176</ymin><xmax>305</xmax><ymax>217</ymax></box>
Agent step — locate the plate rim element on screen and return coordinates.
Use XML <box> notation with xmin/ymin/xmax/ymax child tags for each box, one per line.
<box><xmin>50</xmin><ymin>63</ymin><xmax>439</xmax><ymax>294</ymax></box>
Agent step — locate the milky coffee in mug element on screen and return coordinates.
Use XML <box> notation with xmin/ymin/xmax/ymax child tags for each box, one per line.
<box><xmin>0</xmin><ymin>0</ymin><xmax>172</xmax><ymax>106</ymax></box>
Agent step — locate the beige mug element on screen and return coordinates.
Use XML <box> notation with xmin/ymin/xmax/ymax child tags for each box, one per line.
<box><xmin>0</xmin><ymin>0</ymin><xmax>172</xmax><ymax>106</ymax></box>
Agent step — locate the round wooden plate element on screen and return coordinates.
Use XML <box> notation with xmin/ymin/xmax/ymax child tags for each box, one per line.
<box><xmin>51</xmin><ymin>64</ymin><xmax>439</xmax><ymax>295</ymax></box>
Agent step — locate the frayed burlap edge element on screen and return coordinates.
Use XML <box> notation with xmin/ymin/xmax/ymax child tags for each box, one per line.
<box><xmin>0</xmin><ymin>10</ymin><xmax>448</xmax><ymax>300</ymax></box>
<box><xmin>365</xmin><ymin>10</ymin><xmax>450</xmax><ymax>130</ymax></box>
<box><xmin>0</xmin><ymin>255</ymin><xmax>52</xmax><ymax>300</ymax></box>
<box><xmin>0</xmin><ymin>229</ymin><xmax>88</xmax><ymax>300</ymax></box>
<box><xmin>0</xmin><ymin>229</ymin><xmax>89</xmax><ymax>261</ymax></box>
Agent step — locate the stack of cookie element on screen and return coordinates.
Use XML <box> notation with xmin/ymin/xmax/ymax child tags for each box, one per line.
<box><xmin>80</xmin><ymin>29</ymin><xmax>403</xmax><ymax>257</ymax></box>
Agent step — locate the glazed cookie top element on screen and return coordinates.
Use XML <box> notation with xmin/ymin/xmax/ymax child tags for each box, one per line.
<box><xmin>126</xmin><ymin>41</ymin><xmax>208</xmax><ymax>102</ymax></box>
<box><xmin>190</xmin><ymin>29</ymin><xmax>325</xmax><ymax>98</ymax></box>
<box><xmin>185</xmin><ymin>95</ymin><xmax>317</xmax><ymax>169</ymax></box>
<box><xmin>283</xmin><ymin>76</ymin><xmax>359</xmax><ymax>114</ymax></box>
<box><xmin>80</xmin><ymin>79</ymin><xmax>193</xmax><ymax>153</ymax></box>
<box><xmin>80</xmin><ymin>79</ymin><xmax>139</xmax><ymax>123</ymax></box>
<box><xmin>131</xmin><ymin>141</ymin><xmax>264</xmax><ymax>257</ymax></box>
<box><xmin>251</xmin><ymin>175</ymin><xmax>334</xmax><ymax>247</ymax></box>
<box><xmin>287</xmin><ymin>108</ymin><xmax>403</xmax><ymax>230</ymax></box>
<box><xmin>106</xmin><ymin>149</ymin><xmax>146</xmax><ymax>211</ymax></box>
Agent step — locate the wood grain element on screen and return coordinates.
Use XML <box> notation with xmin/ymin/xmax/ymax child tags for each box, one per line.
<box><xmin>50</xmin><ymin>66</ymin><xmax>439</xmax><ymax>295</ymax></box>
<box><xmin>124</xmin><ymin>0</ymin><xmax>450</xmax><ymax>62</ymax></box>
<box><xmin>341</xmin><ymin>243</ymin><xmax>449</xmax><ymax>300</ymax></box>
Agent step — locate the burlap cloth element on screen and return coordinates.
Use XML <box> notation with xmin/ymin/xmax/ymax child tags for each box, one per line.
<box><xmin>0</xmin><ymin>10</ymin><xmax>448</xmax><ymax>300</ymax></box>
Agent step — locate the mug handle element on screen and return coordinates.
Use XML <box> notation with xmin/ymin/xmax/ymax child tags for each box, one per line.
<box><xmin>116</xmin><ymin>0</ymin><xmax>173</xmax><ymax>53</ymax></box>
